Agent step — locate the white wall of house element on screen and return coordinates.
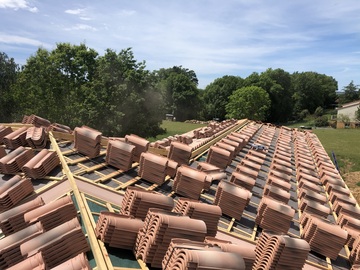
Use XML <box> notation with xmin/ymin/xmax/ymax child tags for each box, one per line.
<box><xmin>337</xmin><ymin>100</ymin><xmax>360</xmax><ymax>122</ymax></box>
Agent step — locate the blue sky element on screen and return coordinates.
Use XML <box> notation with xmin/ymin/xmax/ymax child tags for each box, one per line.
<box><xmin>1</xmin><ymin>0</ymin><xmax>359</xmax><ymax>90</ymax></box>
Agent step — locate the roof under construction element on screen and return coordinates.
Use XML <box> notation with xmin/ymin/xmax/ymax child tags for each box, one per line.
<box><xmin>0</xmin><ymin>115</ymin><xmax>358</xmax><ymax>270</ymax></box>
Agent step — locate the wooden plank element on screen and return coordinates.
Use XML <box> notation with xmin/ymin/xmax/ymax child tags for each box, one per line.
<box><xmin>95</xmin><ymin>169</ymin><xmax>124</xmax><ymax>183</ymax></box>
<box><xmin>190</xmin><ymin>119</ymin><xmax>249</xmax><ymax>159</ymax></box>
<box><xmin>227</xmin><ymin>218</ymin><xmax>235</xmax><ymax>232</ymax></box>
<box><xmin>325</xmin><ymin>257</ymin><xmax>333</xmax><ymax>270</ymax></box>
<box><xmin>49</xmin><ymin>132</ymin><xmax>113</xmax><ymax>270</ymax></box>
<box><xmin>137</xmin><ymin>259</ymin><xmax>150</xmax><ymax>270</ymax></box>
<box><xmin>200</xmin><ymin>193</ymin><xmax>214</xmax><ymax>202</ymax></box>
<box><xmin>66</xmin><ymin>150</ymin><xmax>107</xmax><ymax>165</ymax></box>
<box><xmin>118</xmin><ymin>177</ymin><xmax>141</xmax><ymax>190</ymax></box>
<box><xmin>251</xmin><ymin>225</ymin><xmax>258</xmax><ymax>241</ymax></box>
<box><xmin>217</xmin><ymin>226</ymin><xmax>256</xmax><ymax>245</ymax></box>
<box><xmin>42</xmin><ymin>175</ymin><xmax>64</xmax><ymax>181</ymax></box>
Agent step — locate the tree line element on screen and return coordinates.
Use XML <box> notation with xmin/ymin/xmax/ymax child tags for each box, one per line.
<box><xmin>0</xmin><ymin>43</ymin><xmax>357</xmax><ymax>138</ymax></box>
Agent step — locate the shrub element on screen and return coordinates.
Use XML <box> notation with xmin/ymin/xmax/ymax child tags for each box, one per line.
<box><xmin>314</xmin><ymin>115</ymin><xmax>329</xmax><ymax>127</ymax></box>
<box><xmin>297</xmin><ymin>109</ymin><xmax>310</xmax><ymax>121</ymax></box>
<box><xmin>314</xmin><ymin>106</ymin><xmax>324</xmax><ymax>117</ymax></box>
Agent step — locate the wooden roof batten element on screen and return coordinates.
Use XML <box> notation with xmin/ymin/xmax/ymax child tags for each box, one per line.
<box><xmin>49</xmin><ymin>132</ymin><xmax>113</xmax><ymax>270</ymax></box>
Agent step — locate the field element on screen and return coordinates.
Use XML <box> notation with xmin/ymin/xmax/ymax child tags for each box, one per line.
<box><xmin>149</xmin><ymin>120</ymin><xmax>207</xmax><ymax>141</ymax></box>
<box><xmin>312</xmin><ymin>128</ymin><xmax>360</xmax><ymax>173</ymax></box>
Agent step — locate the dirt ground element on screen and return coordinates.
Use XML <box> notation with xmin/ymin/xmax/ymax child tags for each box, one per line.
<box><xmin>343</xmin><ymin>171</ymin><xmax>360</xmax><ymax>202</ymax></box>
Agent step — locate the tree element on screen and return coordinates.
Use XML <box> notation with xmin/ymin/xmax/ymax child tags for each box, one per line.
<box><xmin>12</xmin><ymin>44</ymin><xmax>164</xmax><ymax>137</ymax></box>
<box><xmin>201</xmin><ymin>75</ymin><xmax>244</xmax><ymax>120</ymax></box>
<box><xmin>226</xmin><ymin>86</ymin><xmax>271</xmax><ymax>121</ymax></box>
<box><xmin>0</xmin><ymin>52</ymin><xmax>18</xmax><ymax>122</ymax></box>
<box><xmin>356</xmin><ymin>106</ymin><xmax>360</xmax><ymax>121</ymax></box>
<box><xmin>291</xmin><ymin>72</ymin><xmax>337</xmax><ymax>116</ymax></box>
<box><xmin>12</xmin><ymin>43</ymin><xmax>98</xmax><ymax>126</ymax></box>
<box><xmin>154</xmin><ymin>66</ymin><xmax>200</xmax><ymax>121</ymax></box>
<box><xmin>258</xmin><ymin>68</ymin><xmax>293</xmax><ymax>123</ymax></box>
<box><xmin>339</xmin><ymin>81</ymin><xmax>359</xmax><ymax>104</ymax></box>
<box><xmin>83</xmin><ymin>48</ymin><xmax>164</xmax><ymax>137</ymax></box>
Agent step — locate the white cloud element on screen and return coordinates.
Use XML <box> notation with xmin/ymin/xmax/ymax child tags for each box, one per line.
<box><xmin>0</xmin><ymin>33</ymin><xmax>48</xmax><ymax>47</ymax></box>
<box><xmin>119</xmin><ymin>9</ymin><xmax>136</xmax><ymax>16</ymax></box>
<box><xmin>65</xmin><ymin>8</ymin><xmax>85</xmax><ymax>15</ymax></box>
<box><xmin>65</xmin><ymin>24</ymin><xmax>97</xmax><ymax>31</ymax></box>
<box><xmin>0</xmin><ymin>0</ymin><xmax>38</xmax><ymax>12</ymax></box>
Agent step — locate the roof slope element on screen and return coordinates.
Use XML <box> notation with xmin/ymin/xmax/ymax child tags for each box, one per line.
<box><xmin>0</xmin><ymin>117</ymin><xmax>358</xmax><ymax>269</ymax></box>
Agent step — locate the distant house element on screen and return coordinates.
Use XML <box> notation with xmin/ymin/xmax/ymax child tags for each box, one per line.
<box><xmin>336</xmin><ymin>100</ymin><xmax>360</xmax><ymax>128</ymax></box>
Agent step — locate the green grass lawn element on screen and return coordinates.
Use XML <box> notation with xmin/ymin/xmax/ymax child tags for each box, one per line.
<box><xmin>148</xmin><ymin>120</ymin><xmax>207</xmax><ymax>141</ymax></box>
<box><xmin>312</xmin><ymin>128</ymin><xmax>360</xmax><ymax>173</ymax></box>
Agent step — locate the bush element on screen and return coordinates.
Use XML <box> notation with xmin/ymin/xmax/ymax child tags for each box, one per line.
<box><xmin>314</xmin><ymin>106</ymin><xmax>324</xmax><ymax>117</ymax></box>
<box><xmin>297</xmin><ymin>109</ymin><xmax>310</xmax><ymax>121</ymax></box>
<box><xmin>314</xmin><ymin>115</ymin><xmax>329</xmax><ymax>127</ymax></box>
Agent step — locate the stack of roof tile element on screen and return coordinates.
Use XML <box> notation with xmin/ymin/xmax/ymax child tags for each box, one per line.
<box><xmin>193</xmin><ymin>127</ymin><xmax>214</xmax><ymax>139</ymax></box>
<box><xmin>214</xmin><ymin>180</ymin><xmax>252</xmax><ymax>220</ymax></box>
<box><xmin>338</xmin><ymin>213</ymin><xmax>360</xmax><ymax>247</ymax></box>
<box><xmin>206</xmin><ymin>146</ymin><xmax>232</xmax><ymax>169</ymax></box>
<box><xmin>7</xmin><ymin>252</ymin><xmax>45</xmax><ymax>270</ymax></box>
<box><xmin>51</xmin><ymin>253</ymin><xmax>91</xmax><ymax>270</ymax></box>
<box><xmin>162</xmin><ymin>238</ymin><xmax>222</xmax><ymax>270</ymax></box>
<box><xmin>0</xmin><ymin>222</ymin><xmax>44</xmax><ymax>269</ymax></box>
<box><xmin>253</xmin><ymin>231</ymin><xmax>310</xmax><ymax>270</ymax></box>
<box><xmin>135</xmin><ymin>208</ymin><xmax>207</xmax><ymax>268</ymax></box>
<box><xmin>20</xmin><ymin>217</ymin><xmax>90</xmax><ymax>269</ymax></box>
<box><xmin>329</xmin><ymin>192</ymin><xmax>357</xmax><ymax>206</ymax></box>
<box><xmin>0</xmin><ymin>146</ymin><xmax>34</xmax><ymax>174</ymax></box>
<box><xmin>0</xmin><ymin>197</ymin><xmax>44</xmax><ymax>235</ymax></box>
<box><xmin>25</xmin><ymin>127</ymin><xmax>48</xmax><ymax>149</ymax></box>
<box><xmin>204</xmin><ymin>237</ymin><xmax>255</xmax><ymax>269</ymax></box>
<box><xmin>350</xmin><ymin>235</ymin><xmax>360</xmax><ymax>265</ymax></box>
<box><xmin>255</xmin><ymin>196</ymin><xmax>295</xmax><ymax>234</ymax></box>
<box><xmin>168</xmin><ymin>141</ymin><xmax>192</xmax><ymax>165</ymax></box>
<box><xmin>120</xmin><ymin>187</ymin><xmax>174</xmax><ymax>220</ymax></box>
<box><xmin>74</xmin><ymin>126</ymin><xmax>102</xmax><ymax>158</ymax></box>
<box><xmin>22</xmin><ymin>114</ymin><xmax>51</xmax><ymax>128</ymax></box>
<box><xmin>0</xmin><ymin>125</ymin><xmax>13</xmax><ymax>143</ymax></box>
<box><xmin>0</xmin><ymin>147</ymin><xmax>6</xmax><ymax>159</ymax></box>
<box><xmin>229</xmin><ymin>171</ymin><xmax>255</xmax><ymax>192</ymax></box>
<box><xmin>166</xmin><ymin>159</ymin><xmax>179</xmax><ymax>178</ymax></box>
<box><xmin>225</xmin><ymin>134</ymin><xmax>248</xmax><ymax>153</ymax></box>
<box><xmin>301</xmin><ymin>214</ymin><xmax>348</xmax><ymax>260</ymax></box>
<box><xmin>47</xmin><ymin>123</ymin><xmax>72</xmax><ymax>134</ymax></box>
<box><xmin>0</xmin><ymin>175</ymin><xmax>34</xmax><ymax>212</ymax></box>
<box><xmin>3</xmin><ymin>127</ymin><xmax>29</xmax><ymax>149</ymax></box>
<box><xmin>298</xmin><ymin>188</ymin><xmax>327</xmax><ymax>204</ymax></box>
<box><xmin>172</xmin><ymin>165</ymin><xmax>208</xmax><ymax>200</ymax></box>
<box><xmin>263</xmin><ymin>185</ymin><xmax>291</xmax><ymax>204</ymax></box>
<box><xmin>138</xmin><ymin>152</ymin><xmax>169</xmax><ymax>185</ymax></box>
<box><xmin>163</xmin><ymin>239</ymin><xmax>245</xmax><ymax>270</ymax></box>
<box><xmin>173</xmin><ymin>198</ymin><xmax>222</xmax><ymax>237</ymax></box>
<box><xmin>215</xmin><ymin>141</ymin><xmax>236</xmax><ymax>161</ymax></box>
<box><xmin>23</xmin><ymin>195</ymin><xmax>78</xmax><ymax>231</ymax></box>
<box><xmin>299</xmin><ymin>197</ymin><xmax>331</xmax><ymax>218</ymax></box>
<box><xmin>95</xmin><ymin>211</ymin><xmax>144</xmax><ymax>250</ymax></box>
<box><xmin>22</xmin><ymin>149</ymin><xmax>60</xmax><ymax>179</ymax></box>
<box><xmin>235</xmin><ymin>163</ymin><xmax>259</xmax><ymax>182</ymax></box>
<box><xmin>333</xmin><ymin>201</ymin><xmax>360</xmax><ymax>220</ymax></box>
<box><xmin>265</xmin><ymin>175</ymin><xmax>291</xmax><ymax>192</ymax></box>
<box><xmin>106</xmin><ymin>139</ymin><xmax>135</xmax><ymax>171</ymax></box>
<box><xmin>125</xmin><ymin>134</ymin><xmax>150</xmax><ymax>162</ymax></box>
<box><xmin>196</xmin><ymin>162</ymin><xmax>226</xmax><ymax>191</ymax></box>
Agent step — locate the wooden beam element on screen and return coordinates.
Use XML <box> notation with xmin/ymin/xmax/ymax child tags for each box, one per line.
<box><xmin>49</xmin><ymin>132</ymin><xmax>113</xmax><ymax>270</ymax></box>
